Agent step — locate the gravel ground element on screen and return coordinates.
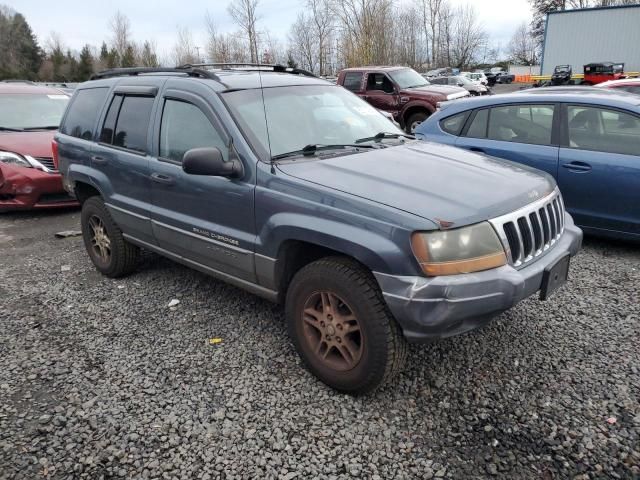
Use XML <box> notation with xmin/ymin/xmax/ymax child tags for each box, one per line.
<box><xmin>0</xmin><ymin>209</ymin><xmax>638</xmax><ymax>480</ymax></box>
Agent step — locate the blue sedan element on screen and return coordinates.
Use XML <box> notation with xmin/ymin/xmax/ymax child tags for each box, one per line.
<box><xmin>415</xmin><ymin>87</ymin><xmax>640</xmax><ymax>241</ymax></box>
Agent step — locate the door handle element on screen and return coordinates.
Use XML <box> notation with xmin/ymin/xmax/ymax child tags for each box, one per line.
<box><xmin>469</xmin><ymin>147</ymin><xmax>485</xmax><ymax>153</ymax></box>
<box><xmin>91</xmin><ymin>155</ymin><xmax>107</xmax><ymax>165</ymax></box>
<box><xmin>562</xmin><ymin>161</ymin><xmax>592</xmax><ymax>172</ymax></box>
<box><xmin>150</xmin><ymin>173</ymin><xmax>175</xmax><ymax>185</ymax></box>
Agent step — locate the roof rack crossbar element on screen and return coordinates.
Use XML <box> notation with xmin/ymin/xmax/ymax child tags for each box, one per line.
<box><xmin>90</xmin><ymin>67</ymin><xmax>221</xmax><ymax>81</ymax></box>
<box><xmin>178</xmin><ymin>63</ymin><xmax>317</xmax><ymax>78</ymax></box>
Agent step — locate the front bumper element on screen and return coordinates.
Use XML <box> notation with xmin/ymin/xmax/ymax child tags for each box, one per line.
<box><xmin>0</xmin><ymin>164</ymin><xmax>79</xmax><ymax>212</ymax></box>
<box><xmin>375</xmin><ymin>213</ymin><xmax>583</xmax><ymax>342</ymax></box>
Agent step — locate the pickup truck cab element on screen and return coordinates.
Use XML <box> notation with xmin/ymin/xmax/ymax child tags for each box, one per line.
<box><xmin>56</xmin><ymin>65</ymin><xmax>582</xmax><ymax>393</ymax></box>
<box><xmin>337</xmin><ymin>66</ymin><xmax>469</xmax><ymax>133</ymax></box>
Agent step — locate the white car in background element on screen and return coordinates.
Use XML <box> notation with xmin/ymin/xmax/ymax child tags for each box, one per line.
<box><xmin>461</xmin><ymin>71</ymin><xmax>489</xmax><ymax>86</ymax></box>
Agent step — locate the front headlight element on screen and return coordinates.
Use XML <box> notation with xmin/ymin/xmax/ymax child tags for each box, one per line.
<box><xmin>0</xmin><ymin>151</ymin><xmax>32</xmax><ymax>168</ymax></box>
<box><xmin>411</xmin><ymin>222</ymin><xmax>507</xmax><ymax>276</ymax></box>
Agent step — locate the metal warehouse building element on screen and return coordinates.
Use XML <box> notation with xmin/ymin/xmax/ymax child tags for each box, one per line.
<box><xmin>541</xmin><ymin>4</ymin><xmax>640</xmax><ymax>75</ymax></box>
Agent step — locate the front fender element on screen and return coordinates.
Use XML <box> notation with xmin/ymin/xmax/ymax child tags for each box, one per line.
<box><xmin>400</xmin><ymin>100</ymin><xmax>436</xmax><ymax>121</ymax></box>
<box><xmin>257</xmin><ymin>212</ymin><xmax>420</xmax><ymax>275</ymax></box>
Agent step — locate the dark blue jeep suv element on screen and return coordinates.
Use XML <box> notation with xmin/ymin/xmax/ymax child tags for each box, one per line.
<box><xmin>55</xmin><ymin>65</ymin><xmax>582</xmax><ymax>393</ymax></box>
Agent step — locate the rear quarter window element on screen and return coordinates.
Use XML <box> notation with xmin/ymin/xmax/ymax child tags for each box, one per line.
<box><xmin>60</xmin><ymin>87</ymin><xmax>109</xmax><ymax>140</ymax></box>
<box><xmin>440</xmin><ymin>112</ymin><xmax>468</xmax><ymax>135</ymax></box>
<box><xmin>343</xmin><ymin>72</ymin><xmax>363</xmax><ymax>92</ymax></box>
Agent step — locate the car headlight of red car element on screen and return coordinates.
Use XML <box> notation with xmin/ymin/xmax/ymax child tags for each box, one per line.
<box><xmin>0</xmin><ymin>151</ymin><xmax>32</xmax><ymax>168</ymax></box>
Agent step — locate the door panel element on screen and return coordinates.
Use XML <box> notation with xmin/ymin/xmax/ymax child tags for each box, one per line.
<box><xmin>93</xmin><ymin>93</ymin><xmax>156</xmax><ymax>245</ymax></box>
<box><xmin>364</xmin><ymin>73</ymin><xmax>399</xmax><ymax>114</ymax></box>
<box><xmin>149</xmin><ymin>92</ymin><xmax>256</xmax><ymax>282</ymax></box>
<box><xmin>558</xmin><ymin>148</ymin><xmax>639</xmax><ymax>235</ymax></box>
<box><xmin>455</xmin><ymin>137</ymin><xmax>560</xmax><ymax>178</ymax></box>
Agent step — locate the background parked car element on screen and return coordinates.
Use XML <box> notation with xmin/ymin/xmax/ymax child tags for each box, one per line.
<box><xmin>461</xmin><ymin>71</ymin><xmax>489</xmax><ymax>86</ymax></box>
<box><xmin>338</xmin><ymin>66</ymin><xmax>469</xmax><ymax>133</ymax></box>
<box><xmin>415</xmin><ymin>88</ymin><xmax>640</xmax><ymax>241</ymax></box>
<box><xmin>595</xmin><ymin>78</ymin><xmax>640</xmax><ymax>95</ymax></box>
<box><xmin>0</xmin><ymin>84</ymin><xmax>77</xmax><ymax>212</ymax></box>
<box><xmin>430</xmin><ymin>75</ymin><xmax>490</xmax><ymax>95</ymax></box>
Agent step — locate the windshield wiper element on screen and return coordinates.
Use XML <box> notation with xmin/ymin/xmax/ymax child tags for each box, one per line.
<box><xmin>272</xmin><ymin>143</ymin><xmax>376</xmax><ymax>161</ymax></box>
<box><xmin>22</xmin><ymin>126</ymin><xmax>58</xmax><ymax>131</ymax></box>
<box><xmin>355</xmin><ymin>132</ymin><xmax>414</xmax><ymax>144</ymax></box>
<box><xmin>0</xmin><ymin>126</ymin><xmax>24</xmax><ymax>132</ymax></box>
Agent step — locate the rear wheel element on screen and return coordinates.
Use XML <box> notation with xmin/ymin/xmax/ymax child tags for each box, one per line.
<box><xmin>81</xmin><ymin>197</ymin><xmax>139</xmax><ymax>277</ymax></box>
<box><xmin>286</xmin><ymin>257</ymin><xmax>407</xmax><ymax>394</ymax></box>
<box><xmin>406</xmin><ymin>112</ymin><xmax>429</xmax><ymax>134</ymax></box>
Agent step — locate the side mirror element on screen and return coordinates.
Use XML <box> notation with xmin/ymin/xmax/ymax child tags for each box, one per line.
<box><xmin>457</xmin><ymin>82</ymin><xmax>464</xmax><ymax>87</ymax></box>
<box><xmin>182</xmin><ymin>147</ymin><xmax>243</xmax><ymax>178</ymax></box>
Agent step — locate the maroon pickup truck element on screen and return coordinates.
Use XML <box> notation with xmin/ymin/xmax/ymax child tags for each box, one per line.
<box><xmin>337</xmin><ymin>66</ymin><xmax>469</xmax><ymax>133</ymax></box>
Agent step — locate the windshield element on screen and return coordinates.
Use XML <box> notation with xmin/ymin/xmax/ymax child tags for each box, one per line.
<box><xmin>0</xmin><ymin>93</ymin><xmax>69</xmax><ymax>130</ymax></box>
<box><xmin>223</xmin><ymin>85</ymin><xmax>405</xmax><ymax>158</ymax></box>
<box><xmin>388</xmin><ymin>68</ymin><xmax>430</xmax><ymax>89</ymax></box>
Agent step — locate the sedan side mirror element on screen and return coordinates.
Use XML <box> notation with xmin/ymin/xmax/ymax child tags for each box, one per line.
<box><xmin>182</xmin><ymin>147</ymin><xmax>243</xmax><ymax>178</ymax></box>
<box><xmin>458</xmin><ymin>82</ymin><xmax>464</xmax><ymax>87</ymax></box>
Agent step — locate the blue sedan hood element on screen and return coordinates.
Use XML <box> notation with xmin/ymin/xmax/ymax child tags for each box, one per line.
<box><xmin>277</xmin><ymin>141</ymin><xmax>556</xmax><ymax>228</ymax></box>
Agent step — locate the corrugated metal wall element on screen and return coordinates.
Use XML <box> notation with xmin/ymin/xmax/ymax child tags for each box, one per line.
<box><xmin>541</xmin><ymin>6</ymin><xmax>640</xmax><ymax>75</ymax></box>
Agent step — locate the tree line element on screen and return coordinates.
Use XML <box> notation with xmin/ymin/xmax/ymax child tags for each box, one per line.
<box><xmin>1</xmin><ymin>0</ymin><xmax>638</xmax><ymax>83</ymax></box>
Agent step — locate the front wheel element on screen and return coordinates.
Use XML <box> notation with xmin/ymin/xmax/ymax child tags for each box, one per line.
<box><xmin>405</xmin><ymin>112</ymin><xmax>429</xmax><ymax>134</ymax></box>
<box><xmin>286</xmin><ymin>257</ymin><xmax>407</xmax><ymax>394</ymax></box>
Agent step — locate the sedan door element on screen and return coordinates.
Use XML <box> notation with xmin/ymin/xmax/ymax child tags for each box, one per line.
<box><xmin>148</xmin><ymin>87</ymin><xmax>257</xmax><ymax>282</ymax></box>
<box><xmin>557</xmin><ymin>104</ymin><xmax>640</xmax><ymax>237</ymax></box>
<box><xmin>455</xmin><ymin>104</ymin><xmax>560</xmax><ymax>179</ymax></box>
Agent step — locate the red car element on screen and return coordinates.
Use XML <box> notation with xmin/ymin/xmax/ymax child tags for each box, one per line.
<box><xmin>0</xmin><ymin>83</ymin><xmax>79</xmax><ymax>212</ymax></box>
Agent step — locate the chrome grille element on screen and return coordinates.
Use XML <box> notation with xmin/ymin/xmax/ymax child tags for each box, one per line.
<box><xmin>34</xmin><ymin>157</ymin><xmax>57</xmax><ymax>172</ymax></box>
<box><xmin>489</xmin><ymin>189</ymin><xmax>565</xmax><ymax>268</ymax></box>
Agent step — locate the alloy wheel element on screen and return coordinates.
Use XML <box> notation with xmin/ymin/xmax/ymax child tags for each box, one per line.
<box><xmin>301</xmin><ymin>291</ymin><xmax>363</xmax><ymax>372</ymax></box>
<box><xmin>88</xmin><ymin>215</ymin><xmax>111</xmax><ymax>263</ymax></box>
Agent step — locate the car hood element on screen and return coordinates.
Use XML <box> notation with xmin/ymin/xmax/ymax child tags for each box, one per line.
<box><xmin>0</xmin><ymin>131</ymin><xmax>55</xmax><ymax>158</ymax></box>
<box><xmin>404</xmin><ymin>85</ymin><xmax>468</xmax><ymax>98</ymax></box>
<box><xmin>277</xmin><ymin>141</ymin><xmax>556</xmax><ymax>228</ymax></box>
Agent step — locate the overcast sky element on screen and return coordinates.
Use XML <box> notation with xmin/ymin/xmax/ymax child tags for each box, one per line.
<box><xmin>8</xmin><ymin>0</ymin><xmax>533</xmax><ymax>60</ymax></box>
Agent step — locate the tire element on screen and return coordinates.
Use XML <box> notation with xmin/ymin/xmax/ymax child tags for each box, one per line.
<box><xmin>285</xmin><ymin>256</ymin><xmax>407</xmax><ymax>394</ymax></box>
<box><xmin>81</xmin><ymin>196</ymin><xmax>139</xmax><ymax>278</ymax></box>
<box><xmin>405</xmin><ymin>112</ymin><xmax>429</xmax><ymax>135</ymax></box>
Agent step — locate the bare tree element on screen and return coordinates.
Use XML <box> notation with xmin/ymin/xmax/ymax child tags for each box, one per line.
<box><xmin>109</xmin><ymin>11</ymin><xmax>132</xmax><ymax>62</ymax></box>
<box><xmin>227</xmin><ymin>0</ymin><xmax>261</xmax><ymax>63</ymax></box>
<box><xmin>205</xmin><ymin>12</ymin><xmax>249</xmax><ymax>63</ymax></box>
<box><xmin>394</xmin><ymin>5</ymin><xmax>426</xmax><ymax>69</ymax></box>
<box><xmin>331</xmin><ymin>0</ymin><xmax>395</xmax><ymax>67</ymax></box>
<box><xmin>507</xmin><ymin>22</ymin><xmax>537</xmax><ymax>66</ymax></box>
<box><xmin>307</xmin><ymin>0</ymin><xmax>333</xmax><ymax>75</ymax></box>
<box><xmin>173</xmin><ymin>26</ymin><xmax>197</xmax><ymax>66</ymax></box>
<box><xmin>289</xmin><ymin>12</ymin><xmax>317</xmax><ymax>71</ymax></box>
<box><xmin>449</xmin><ymin>4</ymin><xmax>487</xmax><ymax>68</ymax></box>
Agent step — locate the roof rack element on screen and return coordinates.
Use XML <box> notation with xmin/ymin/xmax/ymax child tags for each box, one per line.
<box><xmin>90</xmin><ymin>67</ymin><xmax>221</xmax><ymax>81</ymax></box>
<box><xmin>178</xmin><ymin>63</ymin><xmax>317</xmax><ymax>78</ymax></box>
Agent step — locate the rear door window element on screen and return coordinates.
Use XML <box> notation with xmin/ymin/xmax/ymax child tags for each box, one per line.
<box><xmin>488</xmin><ymin>104</ymin><xmax>554</xmax><ymax>145</ymax></box>
<box><xmin>567</xmin><ymin>105</ymin><xmax>640</xmax><ymax>156</ymax></box>
<box><xmin>61</xmin><ymin>87</ymin><xmax>109</xmax><ymax>140</ymax></box>
<box><xmin>343</xmin><ymin>72</ymin><xmax>363</xmax><ymax>92</ymax></box>
<box><xmin>159</xmin><ymin>99</ymin><xmax>227</xmax><ymax>163</ymax></box>
<box><xmin>100</xmin><ymin>95</ymin><xmax>155</xmax><ymax>153</ymax></box>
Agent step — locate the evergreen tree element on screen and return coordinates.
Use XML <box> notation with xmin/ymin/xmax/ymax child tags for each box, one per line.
<box><xmin>140</xmin><ymin>41</ymin><xmax>159</xmax><ymax>67</ymax></box>
<box><xmin>106</xmin><ymin>47</ymin><xmax>119</xmax><ymax>68</ymax></box>
<box><xmin>50</xmin><ymin>46</ymin><xmax>65</xmax><ymax>81</ymax></box>
<box><xmin>65</xmin><ymin>50</ymin><xmax>78</xmax><ymax>81</ymax></box>
<box><xmin>121</xmin><ymin>44</ymin><xmax>136</xmax><ymax>67</ymax></box>
<box><xmin>77</xmin><ymin>44</ymin><xmax>93</xmax><ymax>80</ymax></box>
<box><xmin>0</xmin><ymin>9</ymin><xmax>42</xmax><ymax>80</ymax></box>
<box><xmin>99</xmin><ymin>42</ymin><xmax>109</xmax><ymax>63</ymax></box>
